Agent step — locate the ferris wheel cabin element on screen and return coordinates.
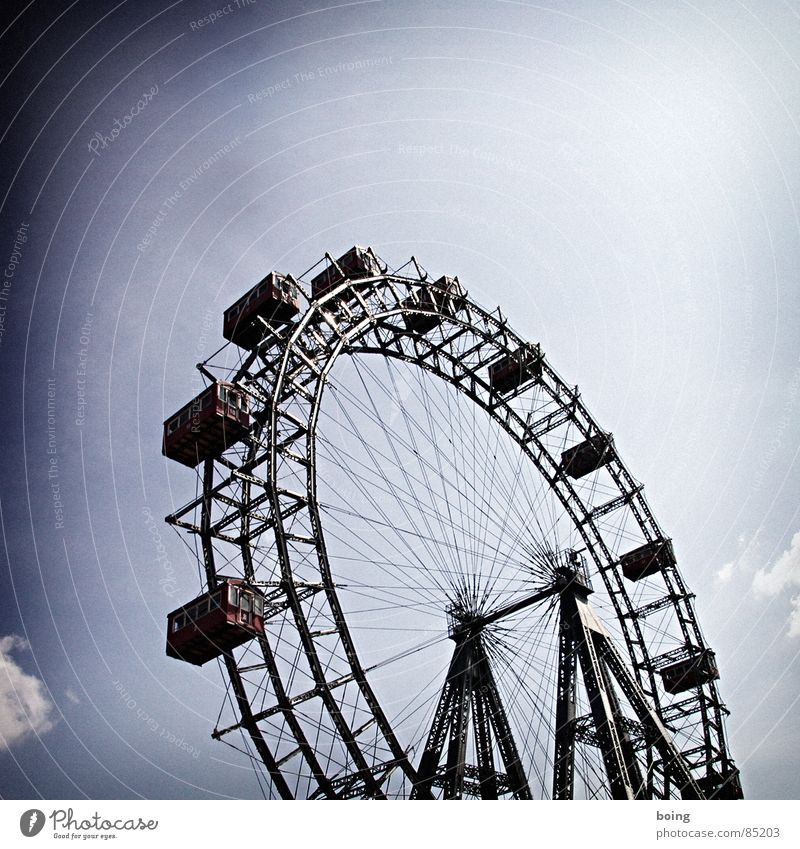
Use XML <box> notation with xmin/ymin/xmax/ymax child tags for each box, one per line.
<box><xmin>619</xmin><ymin>538</ymin><xmax>676</xmax><ymax>582</ymax></box>
<box><xmin>660</xmin><ymin>648</ymin><xmax>719</xmax><ymax>695</ymax></box>
<box><xmin>402</xmin><ymin>276</ymin><xmax>464</xmax><ymax>333</ymax></box>
<box><xmin>561</xmin><ymin>433</ymin><xmax>615</xmax><ymax>479</ymax></box>
<box><xmin>223</xmin><ymin>271</ymin><xmax>300</xmax><ymax>349</ymax></box>
<box><xmin>310</xmin><ymin>245</ymin><xmax>386</xmax><ymax>301</ymax></box>
<box><xmin>166</xmin><ymin>579</ymin><xmax>266</xmax><ymax>666</ymax></box>
<box><xmin>488</xmin><ymin>343</ymin><xmax>543</xmax><ymax>394</ymax></box>
<box><xmin>162</xmin><ymin>381</ymin><xmax>250</xmax><ymax>467</ymax></box>
<box><xmin>697</xmin><ymin>768</ymin><xmax>743</xmax><ymax>800</ymax></box>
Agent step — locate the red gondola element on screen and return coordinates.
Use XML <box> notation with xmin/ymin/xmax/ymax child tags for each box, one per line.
<box><xmin>223</xmin><ymin>272</ymin><xmax>300</xmax><ymax>349</ymax></box>
<box><xmin>488</xmin><ymin>343</ymin><xmax>543</xmax><ymax>394</ymax></box>
<box><xmin>310</xmin><ymin>245</ymin><xmax>386</xmax><ymax>301</ymax></box>
<box><xmin>166</xmin><ymin>578</ymin><xmax>266</xmax><ymax>666</ymax></box>
<box><xmin>697</xmin><ymin>769</ymin><xmax>742</xmax><ymax>800</ymax></box>
<box><xmin>162</xmin><ymin>381</ymin><xmax>250</xmax><ymax>468</ymax></box>
<box><xmin>660</xmin><ymin>649</ymin><xmax>719</xmax><ymax>695</ymax></box>
<box><xmin>402</xmin><ymin>276</ymin><xmax>464</xmax><ymax>333</ymax></box>
<box><xmin>619</xmin><ymin>538</ymin><xmax>675</xmax><ymax>582</ymax></box>
<box><xmin>561</xmin><ymin>433</ymin><xmax>614</xmax><ymax>479</ymax></box>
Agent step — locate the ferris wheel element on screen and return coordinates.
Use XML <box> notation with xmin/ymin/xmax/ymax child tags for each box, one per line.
<box><xmin>162</xmin><ymin>246</ymin><xmax>742</xmax><ymax>800</ymax></box>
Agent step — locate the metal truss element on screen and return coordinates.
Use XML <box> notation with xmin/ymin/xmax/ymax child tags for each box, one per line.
<box><xmin>165</xmin><ymin>250</ymin><xmax>741</xmax><ymax>799</ymax></box>
<box><xmin>412</xmin><ymin>629</ymin><xmax>532</xmax><ymax>799</ymax></box>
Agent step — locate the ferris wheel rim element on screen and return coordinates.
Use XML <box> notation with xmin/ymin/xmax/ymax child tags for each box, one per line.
<box><xmin>182</xmin><ymin>264</ymin><xmax>737</xmax><ymax>799</ymax></box>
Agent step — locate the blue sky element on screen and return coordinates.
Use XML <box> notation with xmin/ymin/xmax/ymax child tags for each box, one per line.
<box><xmin>0</xmin><ymin>0</ymin><xmax>799</xmax><ymax>799</ymax></box>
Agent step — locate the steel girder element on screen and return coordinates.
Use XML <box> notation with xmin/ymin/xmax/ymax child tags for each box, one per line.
<box><xmin>165</xmin><ymin>261</ymin><xmax>739</xmax><ymax>799</ymax></box>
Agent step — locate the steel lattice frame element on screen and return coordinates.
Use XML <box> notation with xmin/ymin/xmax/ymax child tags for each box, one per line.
<box><xmin>166</xmin><ymin>253</ymin><xmax>740</xmax><ymax>800</ymax></box>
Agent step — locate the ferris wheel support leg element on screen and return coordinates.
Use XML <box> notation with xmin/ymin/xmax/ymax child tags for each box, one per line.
<box><xmin>553</xmin><ymin>612</ymin><xmax>578</xmax><ymax>799</ymax></box>
<box><xmin>477</xmin><ymin>645</ymin><xmax>533</xmax><ymax>800</ymax></box>
<box><xmin>412</xmin><ymin>634</ymin><xmax>532</xmax><ymax>800</ymax></box>
<box><xmin>567</xmin><ymin>597</ymin><xmax>644</xmax><ymax>799</ymax></box>
<box><xmin>412</xmin><ymin>636</ymin><xmax>470</xmax><ymax>798</ymax></box>
<box><xmin>442</xmin><ymin>637</ymin><xmax>474</xmax><ymax>799</ymax></box>
<box><xmin>556</xmin><ymin>583</ymin><xmax>705</xmax><ymax>800</ymax></box>
<box><xmin>568</xmin><ymin>589</ymin><xmax>703</xmax><ymax>799</ymax></box>
<box><xmin>471</xmin><ymin>688</ymin><xmax>498</xmax><ymax>799</ymax></box>
<box><xmin>596</xmin><ymin>652</ymin><xmax>647</xmax><ymax>798</ymax></box>
<box><xmin>595</xmin><ymin>633</ymin><xmax>703</xmax><ymax>800</ymax></box>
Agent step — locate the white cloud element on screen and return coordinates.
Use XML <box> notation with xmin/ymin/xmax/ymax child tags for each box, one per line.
<box><xmin>64</xmin><ymin>687</ymin><xmax>81</xmax><ymax>705</ymax></box>
<box><xmin>715</xmin><ymin>527</ymin><xmax>764</xmax><ymax>585</ymax></box>
<box><xmin>751</xmin><ymin>531</ymin><xmax>800</xmax><ymax>638</ymax></box>
<box><xmin>715</xmin><ymin>561</ymin><xmax>734</xmax><ymax>584</ymax></box>
<box><xmin>753</xmin><ymin>530</ymin><xmax>800</xmax><ymax>597</ymax></box>
<box><xmin>789</xmin><ymin>596</ymin><xmax>800</xmax><ymax>639</ymax></box>
<box><xmin>0</xmin><ymin>635</ymin><xmax>56</xmax><ymax>751</ymax></box>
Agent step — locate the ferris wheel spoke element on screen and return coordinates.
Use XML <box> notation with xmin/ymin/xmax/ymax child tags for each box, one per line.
<box><xmin>320</xmin><ymin>402</ymin><xmax>485</xmax><ymax>602</ymax></box>
<box><xmin>318</xmin><ymin>462</ymin><xmax>539</xmax><ymax>605</ymax></box>
<box><xmin>317</xmin><ymin>448</ymin><xmax>560</xmax><ymax>617</ymax></box>
<box><xmin>348</xmin><ymin>362</ymin><xmax>470</xmax><ymax>592</ymax></box>
<box><xmin>324</xmin><ymin>355</ymin><xmax>559</xmax><ymax>566</ymax></box>
<box><xmin>319</xmin><ymin>497</ymin><xmax>453</xmax><ymax>610</ymax></box>
<box><xmin>318</xmin><ymin>406</ymin><xmax>456</xmax><ymax>597</ymax></box>
<box><xmin>319</xmin><ymin>380</ymin><xmax>543</xmax><ymax>587</ymax></box>
<box><xmin>483</xmin><ymin>649</ymin><xmax>554</xmax><ymax>794</ymax></box>
<box><xmin>317</xmin><ymin>457</ymin><xmax>520</xmax><ymax>579</ymax></box>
